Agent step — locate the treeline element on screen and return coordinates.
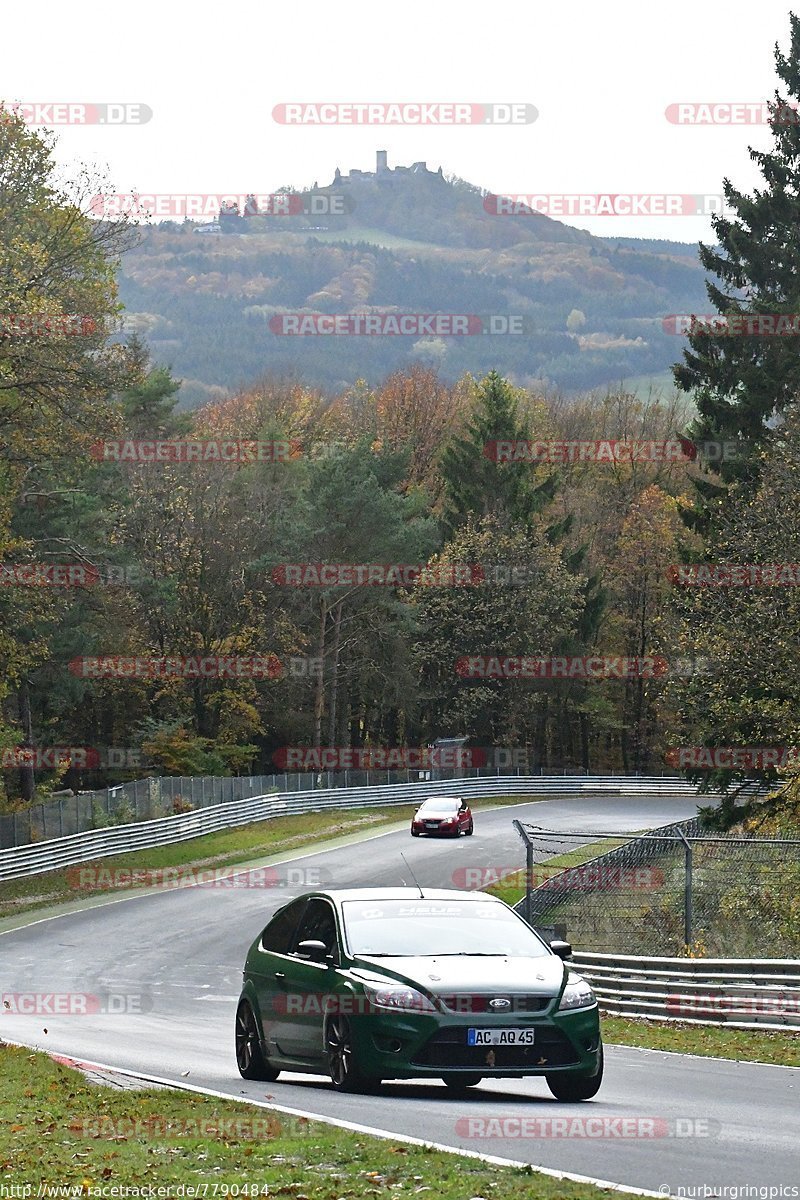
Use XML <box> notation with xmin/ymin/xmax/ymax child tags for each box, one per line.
<box><xmin>2</xmin><ymin>323</ymin><xmax>712</xmax><ymax>802</ymax></box>
<box><xmin>8</xmin><ymin>8</ymin><xmax>800</xmax><ymax>829</ymax></box>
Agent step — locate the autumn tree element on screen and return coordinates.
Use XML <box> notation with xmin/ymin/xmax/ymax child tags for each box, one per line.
<box><xmin>0</xmin><ymin>109</ymin><xmax>133</xmax><ymax>803</ymax></box>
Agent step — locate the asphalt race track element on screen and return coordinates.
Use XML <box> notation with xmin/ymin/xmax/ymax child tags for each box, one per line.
<box><xmin>2</xmin><ymin>793</ymin><xmax>798</xmax><ymax>1194</ymax></box>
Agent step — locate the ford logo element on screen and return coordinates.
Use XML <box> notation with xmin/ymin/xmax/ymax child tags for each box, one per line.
<box><xmin>489</xmin><ymin>997</ymin><xmax>511</xmax><ymax>1010</ymax></box>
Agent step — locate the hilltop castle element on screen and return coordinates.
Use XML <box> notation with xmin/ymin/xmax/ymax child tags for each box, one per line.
<box><xmin>331</xmin><ymin>150</ymin><xmax>444</xmax><ymax>186</ymax></box>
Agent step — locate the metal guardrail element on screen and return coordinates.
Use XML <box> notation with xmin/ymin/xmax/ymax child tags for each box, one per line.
<box><xmin>0</xmin><ymin>774</ymin><xmax>702</xmax><ymax>882</ymax></box>
<box><xmin>572</xmin><ymin>951</ymin><xmax>800</xmax><ymax>1032</ymax></box>
<box><xmin>0</xmin><ymin>767</ymin><xmax>696</xmax><ymax>849</ymax></box>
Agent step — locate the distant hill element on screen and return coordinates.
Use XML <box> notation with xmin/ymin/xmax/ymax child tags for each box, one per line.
<box><xmin>116</xmin><ymin>156</ymin><xmax>710</xmax><ymax>405</ymax></box>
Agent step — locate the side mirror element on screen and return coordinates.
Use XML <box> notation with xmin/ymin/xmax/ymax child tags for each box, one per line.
<box><xmin>297</xmin><ymin>939</ymin><xmax>330</xmax><ymax>963</ymax></box>
<box><xmin>549</xmin><ymin>939</ymin><xmax>573</xmax><ymax>960</ymax></box>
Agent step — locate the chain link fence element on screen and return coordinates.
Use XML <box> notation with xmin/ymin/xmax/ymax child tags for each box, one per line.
<box><xmin>514</xmin><ymin>815</ymin><xmax>800</xmax><ymax>958</ymax></box>
<box><xmin>0</xmin><ymin>764</ymin><xmax>649</xmax><ymax>849</ymax></box>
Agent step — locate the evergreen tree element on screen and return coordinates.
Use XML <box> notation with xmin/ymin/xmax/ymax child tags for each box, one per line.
<box><xmin>440</xmin><ymin>371</ymin><xmax>555</xmax><ymax>533</ymax></box>
<box><xmin>674</xmin><ymin>14</ymin><xmax>800</xmax><ymax>490</ymax></box>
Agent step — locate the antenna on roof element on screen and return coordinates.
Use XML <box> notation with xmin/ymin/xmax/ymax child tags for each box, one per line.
<box><xmin>400</xmin><ymin>852</ymin><xmax>425</xmax><ymax>899</ymax></box>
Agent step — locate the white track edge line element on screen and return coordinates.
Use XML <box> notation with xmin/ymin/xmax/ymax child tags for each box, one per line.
<box><xmin>2</xmin><ymin>1038</ymin><xmax>678</xmax><ymax>1199</ymax></box>
<box><xmin>604</xmin><ymin>1040</ymin><xmax>800</xmax><ymax>1070</ymax></box>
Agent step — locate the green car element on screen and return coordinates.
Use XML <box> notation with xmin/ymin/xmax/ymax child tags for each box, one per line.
<box><xmin>235</xmin><ymin>887</ymin><xmax>603</xmax><ymax>1099</ymax></box>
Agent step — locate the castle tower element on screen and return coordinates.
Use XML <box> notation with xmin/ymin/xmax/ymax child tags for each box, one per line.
<box><xmin>376</xmin><ymin>150</ymin><xmax>388</xmax><ymax>174</ymax></box>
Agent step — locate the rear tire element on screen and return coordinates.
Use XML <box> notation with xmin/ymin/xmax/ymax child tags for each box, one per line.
<box><xmin>546</xmin><ymin>1044</ymin><xmax>603</xmax><ymax>1101</ymax></box>
<box><xmin>236</xmin><ymin>1000</ymin><xmax>280</xmax><ymax>1081</ymax></box>
<box><xmin>442</xmin><ymin>1073</ymin><xmax>482</xmax><ymax>1091</ymax></box>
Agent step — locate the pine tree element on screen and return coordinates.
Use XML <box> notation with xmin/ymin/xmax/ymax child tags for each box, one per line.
<box><xmin>674</xmin><ymin>14</ymin><xmax>800</xmax><ymax>488</ymax></box>
<box><xmin>440</xmin><ymin>371</ymin><xmax>555</xmax><ymax>532</ymax></box>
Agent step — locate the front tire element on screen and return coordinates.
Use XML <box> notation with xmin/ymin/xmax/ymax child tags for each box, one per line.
<box><xmin>411</xmin><ymin>829</ymin><xmax>420</xmax><ymax>837</ymax></box>
<box><xmin>546</xmin><ymin>1043</ymin><xmax>603</xmax><ymax>1101</ymax></box>
<box><xmin>465</xmin><ymin>821</ymin><xmax>474</xmax><ymax>836</ymax></box>
<box><xmin>235</xmin><ymin>1000</ymin><xmax>280</xmax><ymax>1081</ymax></box>
<box><xmin>325</xmin><ymin>1014</ymin><xmax>376</xmax><ymax>1092</ymax></box>
<box><xmin>442</xmin><ymin>1073</ymin><xmax>482</xmax><ymax>1091</ymax></box>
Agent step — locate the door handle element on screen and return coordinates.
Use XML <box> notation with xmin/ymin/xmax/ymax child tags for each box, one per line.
<box><xmin>275</xmin><ymin>972</ymin><xmax>286</xmax><ymax>979</ymax></box>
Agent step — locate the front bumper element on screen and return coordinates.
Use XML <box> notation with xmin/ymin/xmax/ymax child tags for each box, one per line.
<box><xmin>350</xmin><ymin>1003</ymin><xmax>601</xmax><ymax>1079</ymax></box>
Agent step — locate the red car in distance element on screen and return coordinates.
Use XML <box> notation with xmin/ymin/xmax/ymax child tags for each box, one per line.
<box><xmin>411</xmin><ymin>796</ymin><xmax>474</xmax><ymax>837</ymax></box>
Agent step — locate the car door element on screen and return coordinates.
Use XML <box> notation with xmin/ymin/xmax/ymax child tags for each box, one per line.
<box><xmin>458</xmin><ymin>799</ymin><xmax>470</xmax><ymax>831</ymax></box>
<box><xmin>248</xmin><ymin>898</ymin><xmax>306</xmax><ymax>1060</ymax></box>
<box><xmin>280</xmin><ymin>898</ymin><xmax>341</xmax><ymax>1062</ymax></box>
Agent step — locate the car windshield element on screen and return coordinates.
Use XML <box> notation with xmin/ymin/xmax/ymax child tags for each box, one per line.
<box><xmin>419</xmin><ymin>801</ymin><xmax>459</xmax><ymax>815</ymax></box>
<box><xmin>341</xmin><ymin>899</ymin><xmax>550</xmax><ymax>957</ymax></box>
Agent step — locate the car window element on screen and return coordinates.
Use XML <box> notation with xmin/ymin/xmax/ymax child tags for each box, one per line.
<box><xmin>260</xmin><ymin>899</ymin><xmax>305</xmax><ymax>953</ymax></box>
<box><xmin>291</xmin><ymin>898</ymin><xmax>339</xmax><ymax>957</ymax></box>
<box><xmin>420</xmin><ymin>799</ymin><xmax>458</xmax><ymax>813</ymax></box>
<box><xmin>342</xmin><ymin>899</ymin><xmax>550</xmax><ymax>958</ymax></box>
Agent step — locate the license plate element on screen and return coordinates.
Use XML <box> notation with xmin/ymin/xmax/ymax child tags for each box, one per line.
<box><xmin>425</xmin><ymin>822</ymin><xmax>438</xmax><ymax>828</ymax></box>
<box><xmin>467</xmin><ymin>1027</ymin><xmax>535</xmax><ymax>1046</ymax></box>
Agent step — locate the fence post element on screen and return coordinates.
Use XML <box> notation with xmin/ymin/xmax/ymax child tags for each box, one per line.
<box><xmin>677</xmin><ymin>828</ymin><xmax>693</xmax><ymax>946</ymax></box>
<box><xmin>525</xmin><ymin>838</ymin><xmax>534</xmax><ymax>925</ymax></box>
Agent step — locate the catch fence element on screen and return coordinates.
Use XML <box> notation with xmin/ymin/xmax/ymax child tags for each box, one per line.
<box><xmin>513</xmin><ymin>814</ymin><xmax>800</xmax><ymax>958</ymax></box>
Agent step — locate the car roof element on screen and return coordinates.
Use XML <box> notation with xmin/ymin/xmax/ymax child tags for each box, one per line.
<box><xmin>302</xmin><ymin>887</ymin><xmax>501</xmax><ymax>903</ymax></box>
<box><xmin>420</xmin><ymin>795</ymin><xmax>462</xmax><ymax>802</ymax></box>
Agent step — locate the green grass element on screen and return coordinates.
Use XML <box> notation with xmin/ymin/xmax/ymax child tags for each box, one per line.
<box><xmin>0</xmin><ymin>796</ymin><xmax>536</xmax><ymax>925</ymax></box>
<box><xmin>0</xmin><ymin>1044</ymin><xmax>613</xmax><ymax>1198</ymax></box>
<box><xmin>603</xmin><ymin>1016</ymin><xmax>800</xmax><ymax>1066</ymax></box>
<box><xmin>485</xmin><ymin>838</ymin><xmax>632</xmax><ymax>907</ymax></box>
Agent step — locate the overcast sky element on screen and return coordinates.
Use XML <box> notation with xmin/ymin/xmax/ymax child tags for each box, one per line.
<box><xmin>4</xmin><ymin>0</ymin><xmax>795</xmax><ymax>242</ymax></box>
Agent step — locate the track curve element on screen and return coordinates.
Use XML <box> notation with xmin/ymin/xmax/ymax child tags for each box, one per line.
<box><xmin>2</xmin><ymin>794</ymin><xmax>797</xmax><ymax>1194</ymax></box>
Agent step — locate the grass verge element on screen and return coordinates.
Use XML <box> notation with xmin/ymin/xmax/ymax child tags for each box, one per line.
<box><xmin>603</xmin><ymin>1015</ymin><xmax>800</xmax><ymax>1066</ymax></box>
<box><xmin>0</xmin><ymin>796</ymin><xmax>533</xmax><ymax>925</ymax></box>
<box><xmin>0</xmin><ymin>1043</ymin><xmax>612</xmax><ymax>1198</ymax></box>
<box><xmin>486</xmin><ymin>837</ymin><xmax>632</xmax><ymax>907</ymax></box>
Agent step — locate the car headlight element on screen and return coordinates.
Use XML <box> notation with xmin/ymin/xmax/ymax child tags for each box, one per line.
<box><xmin>362</xmin><ymin>982</ymin><xmax>437</xmax><ymax>1012</ymax></box>
<box><xmin>557</xmin><ymin>973</ymin><xmax>596</xmax><ymax>1011</ymax></box>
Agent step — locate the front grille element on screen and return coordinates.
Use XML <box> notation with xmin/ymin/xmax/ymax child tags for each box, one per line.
<box><xmin>439</xmin><ymin>994</ymin><xmax>551</xmax><ymax>1014</ymax></box>
<box><xmin>412</xmin><ymin>1026</ymin><xmax>578</xmax><ymax>1069</ymax></box>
